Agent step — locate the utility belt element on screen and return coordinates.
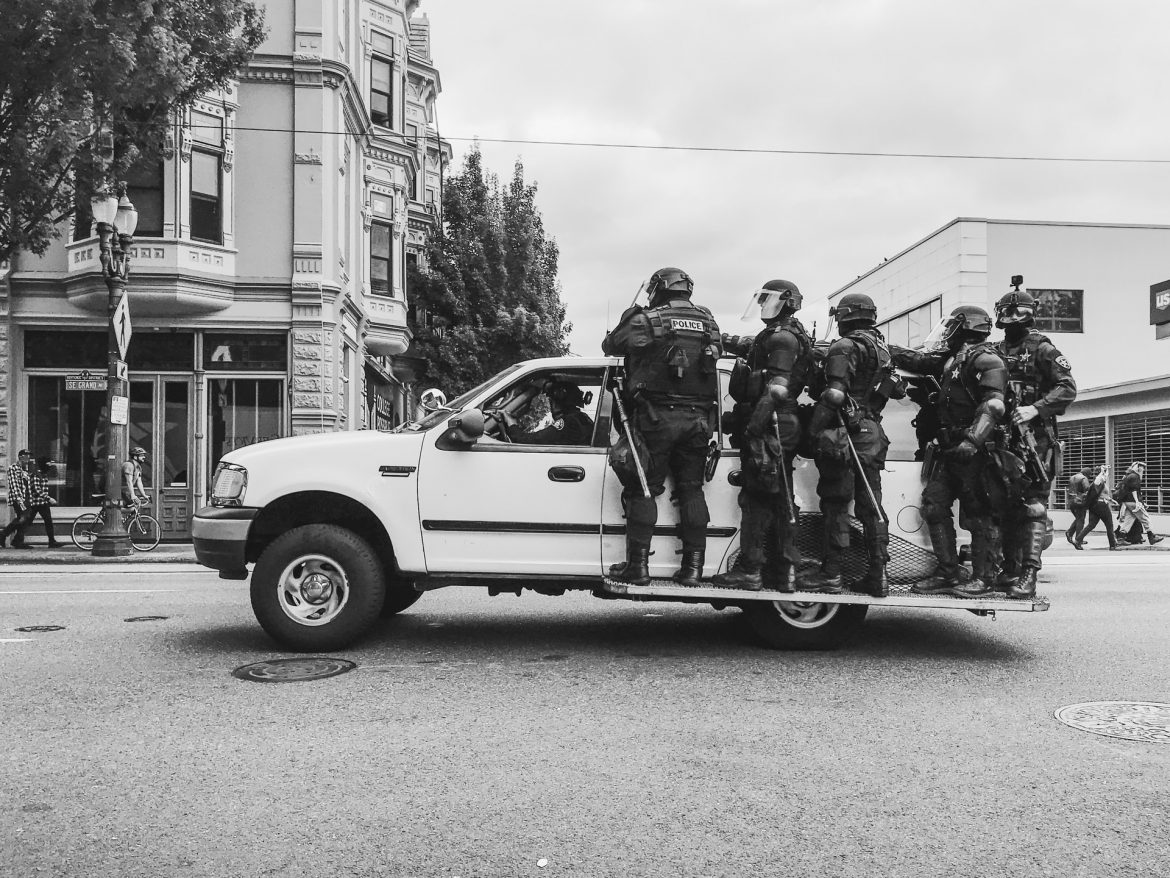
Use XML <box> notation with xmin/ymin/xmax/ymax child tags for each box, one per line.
<box><xmin>635</xmin><ymin>394</ymin><xmax>716</xmax><ymax>429</ymax></box>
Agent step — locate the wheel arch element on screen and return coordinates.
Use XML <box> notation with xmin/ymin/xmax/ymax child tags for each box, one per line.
<box><xmin>246</xmin><ymin>491</ymin><xmax>396</xmax><ymax>572</ymax></box>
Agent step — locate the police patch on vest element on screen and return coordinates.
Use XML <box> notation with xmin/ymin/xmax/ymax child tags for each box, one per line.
<box><xmin>670</xmin><ymin>318</ymin><xmax>706</xmax><ymax>333</ymax></box>
<box><xmin>1055</xmin><ymin>355</ymin><xmax>1071</xmax><ymax>370</ymax></box>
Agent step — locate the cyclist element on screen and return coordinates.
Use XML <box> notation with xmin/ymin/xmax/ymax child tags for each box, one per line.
<box><xmin>122</xmin><ymin>446</ymin><xmax>149</xmax><ymax>508</ymax></box>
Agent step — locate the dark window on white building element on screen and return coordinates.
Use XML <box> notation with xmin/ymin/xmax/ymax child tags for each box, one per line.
<box><xmin>190</xmin><ymin>149</ymin><xmax>222</xmax><ymax>244</ymax></box>
<box><xmin>370</xmin><ymin>57</ymin><xmax>393</xmax><ymax>128</ymax></box>
<box><xmin>1030</xmin><ymin>289</ymin><xmax>1083</xmax><ymax>333</ymax></box>
<box><xmin>126</xmin><ymin>158</ymin><xmax>164</xmax><ymax>238</ymax></box>
<box><xmin>371</xmin><ymin>221</ymin><xmax>392</xmax><ymax>295</ymax></box>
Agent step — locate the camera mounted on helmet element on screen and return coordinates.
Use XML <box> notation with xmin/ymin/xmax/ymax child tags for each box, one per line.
<box><xmin>995</xmin><ymin>274</ymin><xmax>1036</xmax><ymax>328</ymax></box>
<box><xmin>635</xmin><ymin>266</ymin><xmax>694</xmax><ymax>308</ymax></box>
<box><xmin>922</xmin><ymin>305</ymin><xmax>993</xmax><ymax>354</ymax></box>
<box><xmin>741</xmin><ymin>278</ymin><xmax>802</xmax><ymax>322</ymax></box>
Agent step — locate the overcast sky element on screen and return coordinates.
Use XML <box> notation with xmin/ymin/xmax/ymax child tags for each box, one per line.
<box><xmin>423</xmin><ymin>0</ymin><xmax>1170</xmax><ymax>354</ymax></box>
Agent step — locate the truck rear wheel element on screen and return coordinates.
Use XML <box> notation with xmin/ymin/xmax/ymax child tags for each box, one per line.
<box><xmin>743</xmin><ymin>600</ymin><xmax>868</xmax><ymax>650</ymax></box>
<box><xmin>251</xmin><ymin>524</ymin><xmax>385</xmax><ymax>652</ymax></box>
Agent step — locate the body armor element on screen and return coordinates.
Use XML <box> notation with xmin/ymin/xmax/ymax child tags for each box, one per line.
<box><xmin>743</xmin><ymin>317</ymin><xmax>813</xmax><ymax>411</ymax></box>
<box><xmin>824</xmin><ymin>328</ymin><xmax>899</xmax><ymax>420</ymax></box>
<box><xmin>936</xmin><ymin>341</ymin><xmax>1006</xmax><ymax>439</ymax></box>
<box><xmin>626</xmin><ymin>302</ymin><xmax>720</xmax><ymax>404</ymax></box>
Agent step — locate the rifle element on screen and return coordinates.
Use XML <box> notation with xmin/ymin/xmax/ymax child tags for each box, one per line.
<box><xmin>611</xmin><ymin>374</ymin><xmax>651</xmax><ymax>499</ymax></box>
<box><xmin>773</xmin><ymin>414</ymin><xmax>796</xmax><ymax>525</ymax></box>
<box><xmin>1011</xmin><ymin>421</ymin><xmax>1048</xmax><ymax>485</ymax></box>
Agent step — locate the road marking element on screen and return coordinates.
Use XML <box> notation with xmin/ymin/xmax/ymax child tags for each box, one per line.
<box><xmin>0</xmin><ymin>638</ymin><xmax>33</xmax><ymax>643</ymax></box>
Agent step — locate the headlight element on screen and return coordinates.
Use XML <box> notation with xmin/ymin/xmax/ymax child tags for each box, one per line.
<box><xmin>211</xmin><ymin>462</ymin><xmax>248</xmax><ymax>507</ymax></box>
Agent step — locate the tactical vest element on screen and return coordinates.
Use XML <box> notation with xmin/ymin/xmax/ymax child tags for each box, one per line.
<box><xmin>841</xmin><ymin>328</ymin><xmax>897</xmax><ymax>417</ymax></box>
<box><xmin>997</xmin><ymin>329</ymin><xmax>1052</xmax><ymax>408</ymax></box>
<box><xmin>627</xmin><ymin>302</ymin><xmax>720</xmax><ymax>403</ymax></box>
<box><xmin>937</xmin><ymin>341</ymin><xmax>998</xmax><ymax>431</ymax></box>
<box><xmin>743</xmin><ymin>317</ymin><xmax>813</xmax><ymax>412</ymax></box>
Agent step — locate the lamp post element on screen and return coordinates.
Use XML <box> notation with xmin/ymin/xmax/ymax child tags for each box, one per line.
<box><xmin>90</xmin><ymin>182</ymin><xmax>138</xmax><ymax>557</ymax></box>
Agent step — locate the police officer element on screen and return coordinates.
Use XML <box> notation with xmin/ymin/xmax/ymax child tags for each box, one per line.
<box><xmin>505</xmin><ymin>380</ymin><xmax>595</xmax><ymax>445</ymax></box>
<box><xmin>712</xmin><ymin>280</ymin><xmax>814</xmax><ymax>592</ymax></box>
<box><xmin>602</xmin><ymin>267</ymin><xmax>722</xmax><ymax>586</ymax></box>
<box><xmin>993</xmin><ymin>279</ymin><xmax>1077</xmax><ymax>598</ymax></box>
<box><xmin>807</xmin><ymin>293</ymin><xmax>902</xmax><ymax>597</ymax></box>
<box><xmin>892</xmin><ymin>306</ymin><xmax>1008</xmax><ymax>597</ymax></box>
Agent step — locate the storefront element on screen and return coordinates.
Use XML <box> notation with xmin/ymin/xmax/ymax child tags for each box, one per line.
<box><xmin>22</xmin><ymin>329</ymin><xmax>288</xmax><ymax>539</ymax></box>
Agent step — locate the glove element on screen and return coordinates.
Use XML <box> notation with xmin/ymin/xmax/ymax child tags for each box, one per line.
<box><xmin>952</xmin><ymin>438</ymin><xmax>979</xmax><ymax>461</ymax></box>
<box><xmin>1011</xmin><ymin>404</ymin><xmax>1040</xmax><ymax>425</ymax></box>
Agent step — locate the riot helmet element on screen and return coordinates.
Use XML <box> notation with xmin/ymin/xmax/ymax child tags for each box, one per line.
<box><xmin>635</xmin><ymin>266</ymin><xmax>694</xmax><ymax>308</ymax></box>
<box><xmin>419</xmin><ymin>388</ymin><xmax>447</xmax><ymax>412</ymax></box>
<box><xmin>995</xmin><ymin>282</ymin><xmax>1037</xmax><ymax>329</ymax></box>
<box><xmin>922</xmin><ymin>305</ymin><xmax>993</xmax><ymax>353</ymax></box>
<box><xmin>829</xmin><ymin>293</ymin><xmax>878</xmax><ymax>328</ymax></box>
<box><xmin>741</xmin><ymin>279</ymin><xmax>802</xmax><ymax>322</ymax></box>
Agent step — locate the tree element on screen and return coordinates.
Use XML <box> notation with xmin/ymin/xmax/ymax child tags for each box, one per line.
<box><xmin>0</xmin><ymin>0</ymin><xmax>266</xmax><ymax>263</ymax></box>
<box><xmin>408</xmin><ymin>147</ymin><xmax>571</xmax><ymax>396</ymax></box>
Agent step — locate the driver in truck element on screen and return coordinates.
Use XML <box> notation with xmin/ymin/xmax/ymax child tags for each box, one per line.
<box><xmin>501</xmin><ymin>379</ymin><xmax>595</xmax><ymax>446</ymax></box>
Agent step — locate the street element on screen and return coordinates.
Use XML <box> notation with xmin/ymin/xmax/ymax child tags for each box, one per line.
<box><xmin>2</xmin><ymin>553</ymin><xmax>1169</xmax><ymax>878</ymax></box>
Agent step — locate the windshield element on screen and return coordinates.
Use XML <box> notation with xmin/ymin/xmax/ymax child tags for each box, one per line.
<box><xmin>392</xmin><ymin>364</ymin><xmax>524</xmax><ymax>432</ymax></box>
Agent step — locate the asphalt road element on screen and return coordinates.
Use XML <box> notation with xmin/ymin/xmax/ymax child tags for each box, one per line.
<box><xmin>2</xmin><ymin>553</ymin><xmax>1168</xmax><ymax>878</ymax></box>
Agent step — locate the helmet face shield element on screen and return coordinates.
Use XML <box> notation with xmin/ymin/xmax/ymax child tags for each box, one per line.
<box><xmin>920</xmin><ymin>316</ymin><xmax>961</xmax><ymax>353</ymax></box>
<box><xmin>741</xmin><ymin>288</ymin><xmax>795</xmax><ymax>322</ymax></box>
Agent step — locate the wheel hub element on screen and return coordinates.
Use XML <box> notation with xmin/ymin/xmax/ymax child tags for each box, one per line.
<box><xmin>300</xmin><ymin>572</ymin><xmax>334</xmax><ymax>604</ymax></box>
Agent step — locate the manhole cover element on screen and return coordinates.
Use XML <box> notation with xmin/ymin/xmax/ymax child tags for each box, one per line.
<box><xmin>124</xmin><ymin>616</ymin><xmax>168</xmax><ymax>622</ymax></box>
<box><xmin>1054</xmin><ymin>701</ymin><xmax>1170</xmax><ymax>744</ymax></box>
<box><xmin>15</xmin><ymin>625</ymin><xmax>65</xmax><ymax>633</ymax></box>
<box><xmin>232</xmin><ymin>657</ymin><xmax>357</xmax><ymax>683</ymax></box>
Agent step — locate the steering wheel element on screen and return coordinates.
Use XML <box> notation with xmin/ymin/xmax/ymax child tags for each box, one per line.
<box><xmin>484</xmin><ymin>409</ymin><xmax>512</xmax><ymax>443</ymax></box>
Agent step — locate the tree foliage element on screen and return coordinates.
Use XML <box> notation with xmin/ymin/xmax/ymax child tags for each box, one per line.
<box><xmin>408</xmin><ymin>147</ymin><xmax>571</xmax><ymax>396</ymax></box>
<box><xmin>0</xmin><ymin>0</ymin><xmax>266</xmax><ymax>262</ymax></box>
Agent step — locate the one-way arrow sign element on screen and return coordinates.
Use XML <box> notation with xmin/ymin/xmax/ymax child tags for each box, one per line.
<box><xmin>113</xmin><ymin>295</ymin><xmax>132</xmax><ymax>361</ymax></box>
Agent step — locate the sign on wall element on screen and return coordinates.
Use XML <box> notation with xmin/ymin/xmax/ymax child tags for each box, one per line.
<box><xmin>1152</xmin><ymin>279</ymin><xmax>1170</xmax><ymax>325</ymax></box>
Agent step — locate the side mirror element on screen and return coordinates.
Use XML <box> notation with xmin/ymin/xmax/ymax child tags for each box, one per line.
<box><xmin>441</xmin><ymin>409</ymin><xmax>485</xmax><ymax>448</ymax></box>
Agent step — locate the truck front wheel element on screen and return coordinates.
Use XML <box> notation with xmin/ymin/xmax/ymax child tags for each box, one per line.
<box><xmin>743</xmin><ymin>600</ymin><xmax>868</xmax><ymax>650</ymax></box>
<box><xmin>251</xmin><ymin>524</ymin><xmax>385</xmax><ymax>652</ymax></box>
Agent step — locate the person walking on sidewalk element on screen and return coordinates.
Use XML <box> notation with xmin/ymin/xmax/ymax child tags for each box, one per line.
<box><xmin>1075</xmin><ymin>464</ymin><xmax>1117</xmax><ymax>550</ymax></box>
<box><xmin>28</xmin><ymin>456</ymin><xmax>62</xmax><ymax>548</ymax></box>
<box><xmin>1114</xmin><ymin>461</ymin><xmax>1163</xmax><ymax>546</ymax></box>
<box><xmin>1065</xmin><ymin>466</ymin><xmax>1093</xmax><ymax>548</ymax></box>
<box><xmin>1</xmin><ymin>450</ymin><xmax>35</xmax><ymax>549</ymax></box>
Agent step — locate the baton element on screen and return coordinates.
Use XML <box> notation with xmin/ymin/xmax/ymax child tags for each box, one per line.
<box><xmin>839</xmin><ymin>411</ymin><xmax>887</xmax><ymax>524</ymax></box>
<box><xmin>612</xmin><ymin>375</ymin><xmax>651</xmax><ymax>499</ymax></box>
<box><xmin>772</xmin><ymin>413</ymin><xmax>796</xmax><ymax>525</ymax></box>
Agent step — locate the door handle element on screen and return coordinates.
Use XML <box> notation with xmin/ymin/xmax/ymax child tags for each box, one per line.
<box><xmin>548</xmin><ymin>466</ymin><xmax>585</xmax><ymax>483</ymax></box>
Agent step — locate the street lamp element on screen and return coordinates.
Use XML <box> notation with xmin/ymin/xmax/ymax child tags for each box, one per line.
<box><xmin>90</xmin><ymin>182</ymin><xmax>138</xmax><ymax>557</ymax></box>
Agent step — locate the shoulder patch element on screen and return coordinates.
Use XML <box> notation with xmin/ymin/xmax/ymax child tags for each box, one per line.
<box><xmin>1055</xmin><ymin>355</ymin><xmax>1071</xmax><ymax>370</ymax></box>
<box><xmin>553</xmin><ymin>418</ymin><xmax>565</xmax><ymax>431</ymax></box>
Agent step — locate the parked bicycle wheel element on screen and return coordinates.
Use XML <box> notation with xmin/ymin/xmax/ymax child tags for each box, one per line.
<box><xmin>128</xmin><ymin>514</ymin><xmax>162</xmax><ymax>551</ymax></box>
<box><xmin>71</xmin><ymin>513</ymin><xmax>101</xmax><ymax>551</ymax></box>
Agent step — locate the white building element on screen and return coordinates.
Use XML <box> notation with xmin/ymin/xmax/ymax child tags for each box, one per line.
<box><xmin>829</xmin><ymin>217</ymin><xmax>1170</xmax><ymax>517</ymax></box>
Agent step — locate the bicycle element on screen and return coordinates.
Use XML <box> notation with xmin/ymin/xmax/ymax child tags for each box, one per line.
<box><xmin>71</xmin><ymin>496</ymin><xmax>162</xmax><ymax>552</ymax></box>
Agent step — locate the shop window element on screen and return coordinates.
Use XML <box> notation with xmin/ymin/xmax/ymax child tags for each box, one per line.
<box><xmin>190</xmin><ymin>149</ymin><xmax>222</xmax><ymax>244</ymax></box>
<box><xmin>209</xmin><ymin>378</ymin><xmax>286</xmax><ymax>473</ymax></box>
<box><xmin>126</xmin><ymin>157</ymin><xmax>164</xmax><ymax>237</ymax></box>
<box><xmin>27</xmin><ymin>377</ymin><xmax>109</xmax><ymax>506</ymax></box>
<box><xmin>203</xmin><ymin>333</ymin><xmax>288</xmax><ymax>371</ymax></box>
<box><xmin>1030</xmin><ymin>289</ymin><xmax>1083</xmax><ymax>333</ymax></box>
<box><xmin>1055</xmin><ymin>419</ymin><xmax>1106</xmax><ymax>508</ymax></box>
<box><xmin>1113</xmin><ymin>411</ymin><xmax>1170</xmax><ymax>514</ymax></box>
<box><xmin>371</xmin><ymin>220</ymin><xmax>392</xmax><ymax>295</ymax></box>
<box><xmin>370</xmin><ymin>56</ymin><xmax>393</xmax><ymax>128</ymax></box>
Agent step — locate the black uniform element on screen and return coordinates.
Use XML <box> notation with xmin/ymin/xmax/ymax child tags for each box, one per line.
<box><xmin>510</xmin><ymin>408</ymin><xmax>595</xmax><ymax>445</ymax></box>
<box><xmin>893</xmin><ymin>341</ymin><xmax>1008</xmax><ymax>591</ymax></box>
<box><xmin>602</xmin><ymin>297</ymin><xmax>722</xmax><ymax>554</ymax></box>
<box><xmin>720</xmin><ymin>316</ymin><xmax>814</xmax><ymax>585</ymax></box>
<box><xmin>994</xmin><ymin>329</ymin><xmax>1076</xmax><ymax>582</ymax></box>
<box><xmin>810</xmin><ymin>327</ymin><xmax>898</xmax><ymax>588</ymax></box>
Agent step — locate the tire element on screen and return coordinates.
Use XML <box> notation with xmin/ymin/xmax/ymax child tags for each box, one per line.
<box><xmin>743</xmin><ymin>600</ymin><xmax>868</xmax><ymax>650</ymax></box>
<box><xmin>71</xmin><ymin>513</ymin><xmax>100</xmax><ymax>551</ymax></box>
<box><xmin>250</xmin><ymin>524</ymin><xmax>386</xmax><ymax>652</ymax></box>
<box><xmin>128</xmin><ymin>514</ymin><xmax>161</xmax><ymax>551</ymax></box>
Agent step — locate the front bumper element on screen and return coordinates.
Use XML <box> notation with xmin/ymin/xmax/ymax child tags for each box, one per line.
<box><xmin>192</xmin><ymin>506</ymin><xmax>258</xmax><ymax>573</ymax></box>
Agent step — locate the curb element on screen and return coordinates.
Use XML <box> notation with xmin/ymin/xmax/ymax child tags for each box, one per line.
<box><xmin>0</xmin><ymin>544</ymin><xmax>197</xmax><ymax>565</ymax></box>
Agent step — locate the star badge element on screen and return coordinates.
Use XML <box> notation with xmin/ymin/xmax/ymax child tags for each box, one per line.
<box><xmin>950</xmin><ymin>366</ymin><xmax>960</xmax><ymax>380</ymax></box>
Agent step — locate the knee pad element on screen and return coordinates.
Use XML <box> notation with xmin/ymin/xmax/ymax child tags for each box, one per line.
<box><xmin>1023</xmin><ymin>500</ymin><xmax>1047</xmax><ymax>522</ymax></box>
<box><xmin>922</xmin><ymin>500</ymin><xmax>951</xmax><ymax>525</ymax></box>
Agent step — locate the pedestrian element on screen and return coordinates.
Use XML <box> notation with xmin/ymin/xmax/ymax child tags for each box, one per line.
<box><xmin>806</xmin><ymin>292</ymin><xmax>904</xmax><ymax>596</ymax></box>
<box><xmin>712</xmin><ymin>279</ymin><xmax>814</xmax><ymax>592</ymax></box>
<box><xmin>1113</xmin><ymin>461</ymin><xmax>1163</xmax><ymax>546</ymax></box>
<box><xmin>602</xmin><ymin>266</ymin><xmax>723</xmax><ymax>586</ymax></box>
<box><xmin>0</xmin><ymin>449</ymin><xmax>35</xmax><ymax>549</ymax></box>
<box><xmin>28</xmin><ymin>456</ymin><xmax>62</xmax><ymax>548</ymax></box>
<box><xmin>1075</xmin><ymin>464</ymin><xmax>1117</xmax><ymax>550</ymax></box>
<box><xmin>892</xmin><ymin>305</ymin><xmax>1008</xmax><ymax>597</ymax></box>
<box><xmin>1065</xmin><ymin>465</ymin><xmax>1093</xmax><ymax>549</ymax></box>
<box><xmin>993</xmin><ymin>277</ymin><xmax>1078</xmax><ymax>599</ymax></box>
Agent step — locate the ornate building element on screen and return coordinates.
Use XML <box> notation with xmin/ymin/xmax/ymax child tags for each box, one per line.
<box><xmin>0</xmin><ymin>0</ymin><xmax>449</xmax><ymax>539</ymax></box>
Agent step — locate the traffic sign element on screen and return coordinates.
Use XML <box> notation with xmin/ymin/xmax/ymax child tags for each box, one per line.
<box><xmin>113</xmin><ymin>295</ymin><xmax>132</xmax><ymax>360</ymax></box>
<box><xmin>65</xmin><ymin>370</ymin><xmax>105</xmax><ymax>392</ymax></box>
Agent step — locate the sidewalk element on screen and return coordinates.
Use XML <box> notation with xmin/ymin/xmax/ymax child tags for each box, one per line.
<box><xmin>0</xmin><ymin>542</ymin><xmax>197</xmax><ymax>564</ymax></box>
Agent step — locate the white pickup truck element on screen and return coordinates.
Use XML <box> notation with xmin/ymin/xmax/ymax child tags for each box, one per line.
<box><xmin>192</xmin><ymin>356</ymin><xmax>1048</xmax><ymax>652</ymax></box>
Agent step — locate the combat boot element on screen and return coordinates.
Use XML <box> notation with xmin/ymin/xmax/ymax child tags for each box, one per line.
<box><xmin>608</xmin><ymin>545</ymin><xmax>650</xmax><ymax>586</ymax></box>
<box><xmin>672</xmin><ymin>550</ymin><xmax>706</xmax><ymax>587</ymax></box>
<box><xmin>807</xmin><ymin>558</ymin><xmax>844</xmax><ymax>594</ymax></box>
<box><xmin>1148</xmin><ymin>532</ymin><xmax>1165</xmax><ymax>546</ymax></box>
<box><xmin>711</xmin><ymin>562</ymin><xmax>763</xmax><ymax>591</ymax></box>
<box><xmin>768</xmin><ymin>564</ymin><xmax>797</xmax><ymax>594</ymax></box>
<box><xmin>950</xmin><ymin>524</ymin><xmax>996</xmax><ymax>597</ymax></box>
<box><xmin>1007</xmin><ymin>566</ymin><xmax>1038</xmax><ymax>599</ymax></box>
<box><xmin>993</xmin><ymin>572</ymin><xmax>1018</xmax><ymax>593</ymax></box>
<box><xmin>860</xmin><ymin>522</ymin><xmax>889</xmax><ymax>598</ymax></box>
<box><xmin>914</xmin><ymin>521</ymin><xmax>962</xmax><ymax>595</ymax></box>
